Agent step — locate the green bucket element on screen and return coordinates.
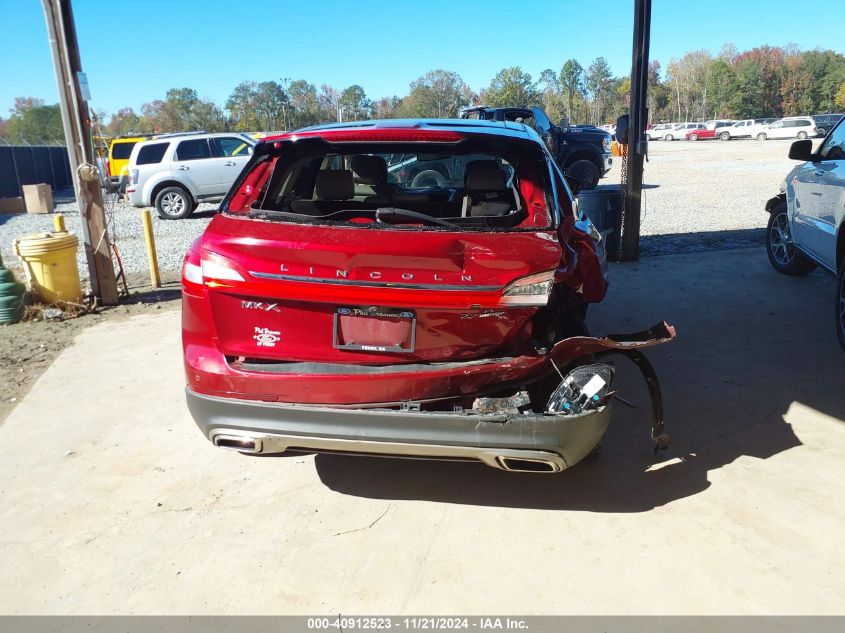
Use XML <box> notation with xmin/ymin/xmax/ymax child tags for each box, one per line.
<box><xmin>0</xmin><ymin>253</ymin><xmax>26</xmax><ymax>325</ymax></box>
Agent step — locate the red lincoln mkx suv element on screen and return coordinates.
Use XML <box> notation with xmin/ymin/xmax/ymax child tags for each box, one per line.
<box><xmin>182</xmin><ymin>119</ymin><xmax>675</xmax><ymax>473</ymax></box>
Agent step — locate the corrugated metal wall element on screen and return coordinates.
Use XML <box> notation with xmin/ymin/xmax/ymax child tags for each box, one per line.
<box><xmin>0</xmin><ymin>145</ymin><xmax>72</xmax><ymax>198</ymax></box>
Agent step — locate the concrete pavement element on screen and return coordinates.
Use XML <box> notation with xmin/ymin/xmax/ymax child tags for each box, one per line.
<box><xmin>1</xmin><ymin>247</ymin><xmax>843</xmax><ymax>614</ymax></box>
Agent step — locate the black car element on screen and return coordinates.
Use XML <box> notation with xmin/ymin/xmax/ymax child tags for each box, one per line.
<box><xmin>811</xmin><ymin>114</ymin><xmax>844</xmax><ymax>137</ymax></box>
<box><xmin>460</xmin><ymin>106</ymin><xmax>612</xmax><ymax>190</ymax></box>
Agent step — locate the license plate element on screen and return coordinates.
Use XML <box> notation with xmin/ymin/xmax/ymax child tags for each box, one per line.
<box><xmin>333</xmin><ymin>307</ymin><xmax>416</xmax><ymax>353</ymax></box>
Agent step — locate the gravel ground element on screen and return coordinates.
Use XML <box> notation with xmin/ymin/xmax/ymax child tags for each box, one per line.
<box><xmin>630</xmin><ymin>136</ymin><xmax>801</xmax><ymax>236</ymax></box>
<box><xmin>0</xmin><ymin>194</ymin><xmax>216</xmax><ymax>288</ymax></box>
<box><xmin>0</xmin><ymin>137</ymin><xmax>808</xmax><ymax>285</ymax></box>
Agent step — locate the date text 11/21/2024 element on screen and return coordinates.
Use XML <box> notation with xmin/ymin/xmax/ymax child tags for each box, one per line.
<box><xmin>306</xmin><ymin>617</ymin><xmax>528</xmax><ymax>630</ymax></box>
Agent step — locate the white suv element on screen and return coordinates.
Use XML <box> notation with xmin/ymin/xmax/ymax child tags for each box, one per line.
<box><xmin>755</xmin><ymin>117</ymin><xmax>818</xmax><ymax>141</ymax></box>
<box><xmin>664</xmin><ymin>122</ymin><xmax>704</xmax><ymax>141</ymax></box>
<box><xmin>645</xmin><ymin>123</ymin><xmax>677</xmax><ymax>141</ymax></box>
<box><xmin>765</xmin><ymin>117</ymin><xmax>845</xmax><ymax>349</ymax></box>
<box><xmin>126</xmin><ymin>132</ymin><xmax>255</xmax><ymax>219</ymax></box>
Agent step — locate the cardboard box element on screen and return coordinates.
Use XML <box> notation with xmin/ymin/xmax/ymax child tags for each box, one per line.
<box><xmin>0</xmin><ymin>197</ymin><xmax>26</xmax><ymax>213</ymax></box>
<box><xmin>23</xmin><ymin>184</ymin><xmax>54</xmax><ymax>214</ymax></box>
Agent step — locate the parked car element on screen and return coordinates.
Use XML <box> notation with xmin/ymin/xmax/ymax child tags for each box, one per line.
<box><xmin>811</xmin><ymin>114</ymin><xmax>845</xmax><ymax>138</ymax></box>
<box><xmin>756</xmin><ymin>117</ymin><xmax>818</xmax><ymax>141</ymax></box>
<box><xmin>764</xmin><ymin>116</ymin><xmax>845</xmax><ymax>349</ymax></box>
<box><xmin>664</xmin><ymin>122</ymin><xmax>704</xmax><ymax>141</ymax></box>
<box><xmin>644</xmin><ymin>123</ymin><xmax>679</xmax><ymax>141</ymax></box>
<box><xmin>685</xmin><ymin>120</ymin><xmax>734</xmax><ymax>141</ymax></box>
<box><xmin>182</xmin><ymin>119</ymin><xmax>675</xmax><ymax>472</ymax></box>
<box><xmin>718</xmin><ymin>118</ymin><xmax>776</xmax><ymax>140</ymax></box>
<box><xmin>126</xmin><ymin>132</ymin><xmax>255</xmax><ymax>219</ymax></box>
<box><xmin>460</xmin><ymin>106</ymin><xmax>612</xmax><ymax>190</ymax></box>
<box><xmin>106</xmin><ymin>135</ymin><xmax>151</xmax><ymax>193</ymax></box>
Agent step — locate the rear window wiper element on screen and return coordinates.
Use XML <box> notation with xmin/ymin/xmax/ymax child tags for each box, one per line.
<box><xmin>376</xmin><ymin>207</ymin><xmax>458</xmax><ymax>229</ymax></box>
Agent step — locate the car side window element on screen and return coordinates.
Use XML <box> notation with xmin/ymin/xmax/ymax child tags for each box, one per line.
<box><xmin>215</xmin><ymin>137</ymin><xmax>252</xmax><ymax>157</ymax></box>
<box><xmin>175</xmin><ymin>139</ymin><xmax>212</xmax><ymax>161</ymax></box>
<box><xmin>136</xmin><ymin>142</ymin><xmax>168</xmax><ymax>165</ymax></box>
<box><xmin>819</xmin><ymin>121</ymin><xmax>845</xmax><ymax>161</ymax></box>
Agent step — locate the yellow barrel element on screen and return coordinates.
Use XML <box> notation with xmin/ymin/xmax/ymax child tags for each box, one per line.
<box><xmin>12</xmin><ymin>231</ymin><xmax>82</xmax><ymax>304</ymax></box>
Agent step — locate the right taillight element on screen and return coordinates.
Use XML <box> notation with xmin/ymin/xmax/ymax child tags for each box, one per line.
<box><xmin>130</xmin><ymin>169</ymin><xmax>139</xmax><ymax>184</ymax></box>
<box><xmin>499</xmin><ymin>270</ymin><xmax>555</xmax><ymax>306</ymax></box>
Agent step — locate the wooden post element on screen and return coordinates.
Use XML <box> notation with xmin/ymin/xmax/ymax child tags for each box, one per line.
<box><xmin>41</xmin><ymin>0</ymin><xmax>118</xmax><ymax>304</ymax></box>
<box><xmin>140</xmin><ymin>209</ymin><xmax>161</xmax><ymax>290</ymax></box>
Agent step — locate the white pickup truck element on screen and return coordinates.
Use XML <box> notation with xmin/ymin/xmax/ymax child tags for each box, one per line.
<box><xmin>719</xmin><ymin>118</ymin><xmax>777</xmax><ymax>140</ymax></box>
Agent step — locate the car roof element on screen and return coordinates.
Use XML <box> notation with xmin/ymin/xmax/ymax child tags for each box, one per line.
<box><xmin>133</xmin><ymin>132</ymin><xmax>254</xmax><ymax>147</ymax></box>
<box><xmin>264</xmin><ymin>118</ymin><xmax>539</xmax><ymax>144</ymax></box>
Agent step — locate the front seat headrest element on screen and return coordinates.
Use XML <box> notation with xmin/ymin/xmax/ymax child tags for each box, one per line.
<box><xmin>315</xmin><ymin>170</ymin><xmax>354</xmax><ymax>200</ymax></box>
<box><xmin>351</xmin><ymin>155</ymin><xmax>388</xmax><ymax>185</ymax></box>
<box><xmin>465</xmin><ymin>160</ymin><xmax>507</xmax><ymax>192</ymax></box>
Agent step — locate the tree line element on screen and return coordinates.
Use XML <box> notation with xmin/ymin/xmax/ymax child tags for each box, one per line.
<box><xmin>2</xmin><ymin>43</ymin><xmax>845</xmax><ymax>144</ymax></box>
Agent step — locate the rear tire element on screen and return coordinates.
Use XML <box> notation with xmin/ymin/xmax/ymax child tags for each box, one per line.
<box><xmin>690</xmin><ymin>133</ymin><xmax>698</xmax><ymax>141</ymax></box>
<box><xmin>665</xmin><ymin>134</ymin><xmax>674</xmax><ymax>141</ymax></box>
<box><xmin>765</xmin><ymin>204</ymin><xmax>816</xmax><ymax>275</ymax></box>
<box><xmin>720</xmin><ymin>131</ymin><xmax>730</xmax><ymax>141</ymax></box>
<box><xmin>565</xmin><ymin>159</ymin><xmax>600</xmax><ymax>191</ymax></box>
<box><xmin>757</xmin><ymin>132</ymin><xmax>767</xmax><ymax>141</ymax></box>
<box><xmin>797</xmin><ymin>131</ymin><xmax>808</xmax><ymax>140</ymax></box>
<box><xmin>817</xmin><ymin>127</ymin><xmax>827</xmax><ymax>137</ymax></box>
<box><xmin>155</xmin><ymin>186</ymin><xmax>192</xmax><ymax>220</ymax></box>
<box><xmin>410</xmin><ymin>169</ymin><xmax>447</xmax><ymax>188</ymax></box>
<box><xmin>837</xmin><ymin>258</ymin><xmax>845</xmax><ymax>351</ymax></box>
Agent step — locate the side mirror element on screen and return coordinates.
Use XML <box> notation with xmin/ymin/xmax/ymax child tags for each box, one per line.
<box><xmin>788</xmin><ymin>139</ymin><xmax>814</xmax><ymax>161</ymax></box>
<box><xmin>615</xmin><ymin>114</ymin><xmax>629</xmax><ymax>145</ymax></box>
<box><xmin>558</xmin><ymin>117</ymin><xmax>570</xmax><ymax>132</ymax></box>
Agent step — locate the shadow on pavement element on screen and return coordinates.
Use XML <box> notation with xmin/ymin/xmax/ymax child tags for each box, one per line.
<box><xmin>0</xmin><ymin>213</ymin><xmax>19</xmax><ymax>227</ymax></box>
<box><xmin>640</xmin><ymin>227</ymin><xmax>765</xmax><ymax>256</ymax></box>
<box><xmin>315</xmin><ymin>247</ymin><xmax>845</xmax><ymax>512</ymax></box>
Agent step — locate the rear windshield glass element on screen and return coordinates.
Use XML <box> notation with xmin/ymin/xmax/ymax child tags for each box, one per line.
<box><xmin>226</xmin><ymin>138</ymin><xmax>554</xmax><ymax>232</ymax></box>
<box><xmin>111</xmin><ymin>142</ymin><xmax>135</xmax><ymax>160</ymax></box>
<box><xmin>136</xmin><ymin>142</ymin><xmax>168</xmax><ymax>165</ymax></box>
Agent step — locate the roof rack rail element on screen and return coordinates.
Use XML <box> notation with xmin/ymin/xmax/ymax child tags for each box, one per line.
<box><xmin>151</xmin><ymin>130</ymin><xmax>209</xmax><ymax>139</ymax></box>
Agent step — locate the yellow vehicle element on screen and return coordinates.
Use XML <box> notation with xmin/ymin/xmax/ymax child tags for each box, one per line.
<box><xmin>107</xmin><ymin>136</ymin><xmax>150</xmax><ymax>192</ymax></box>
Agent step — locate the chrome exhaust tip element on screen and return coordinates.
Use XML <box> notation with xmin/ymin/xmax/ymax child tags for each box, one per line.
<box><xmin>497</xmin><ymin>456</ymin><xmax>561</xmax><ymax>473</ymax></box>
<box><xmin>213</xmin><ymin>434</ymin><xmax>262</xmax><ymax>453</ymax></box>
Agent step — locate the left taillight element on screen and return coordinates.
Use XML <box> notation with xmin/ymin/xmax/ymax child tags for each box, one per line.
<box><xmin>182</xmin><ymin>245</ymin><xmax>245</xmax><ymax>293</ymax></box>
<box><xmin>182</xmin><ymin>244</ymin><xmax>203</xmax><ymax>293</ymax></box>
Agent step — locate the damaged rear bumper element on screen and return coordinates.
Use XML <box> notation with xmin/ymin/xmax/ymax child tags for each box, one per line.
<box><xmin>186</xmin><ymin>388</ymin><xmax>612</xmax><ymax>473</ymax></box>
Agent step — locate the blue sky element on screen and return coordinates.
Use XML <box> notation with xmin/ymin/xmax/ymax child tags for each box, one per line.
<box><xmin>1</xmin><ymin>0</ymin><xmax>843</xmax><ymax>117</ymax></box>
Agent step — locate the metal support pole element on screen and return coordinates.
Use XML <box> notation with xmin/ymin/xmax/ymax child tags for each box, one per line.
<box><xmin>621</xmin><ymin>0</ymin><xmax>652</xmax><ymax>261</ymax></box>
<box><xmin>41</xmin><ymin>0</ymin><xmax>118</xmax><ymax>304</ymax></box>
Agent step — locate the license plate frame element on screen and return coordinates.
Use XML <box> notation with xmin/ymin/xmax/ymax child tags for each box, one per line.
<box><xmin>332</xmin><ymin>306</ymin><xmax>416</xmax><ymax>353</ymax></box>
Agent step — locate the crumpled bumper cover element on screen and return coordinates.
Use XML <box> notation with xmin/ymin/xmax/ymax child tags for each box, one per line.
<box><xmin>186</xmin><ymin>388</ymin><xmax>613</xmax><ymax>471</ymax></box>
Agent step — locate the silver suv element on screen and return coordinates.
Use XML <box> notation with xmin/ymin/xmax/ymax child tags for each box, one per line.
<box><xmin>765</xmin><ymin>117</ymin><xmax>845</xmax><ymax>349</ymax></box>
<box><xmin>126</xmin><ymin>132</ymin><xmax>255</xmax><ymax>219</ymax></box>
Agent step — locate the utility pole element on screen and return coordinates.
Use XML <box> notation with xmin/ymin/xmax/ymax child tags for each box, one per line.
<box><xmin>41</xmin><ymin>0</ymin><xmax>118</xmax><ymax>304</ymax></box>
<box><xmin>621</xmin><ymin>0</ymin><xmax>652</xmax><ymax>261</ymax></box>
